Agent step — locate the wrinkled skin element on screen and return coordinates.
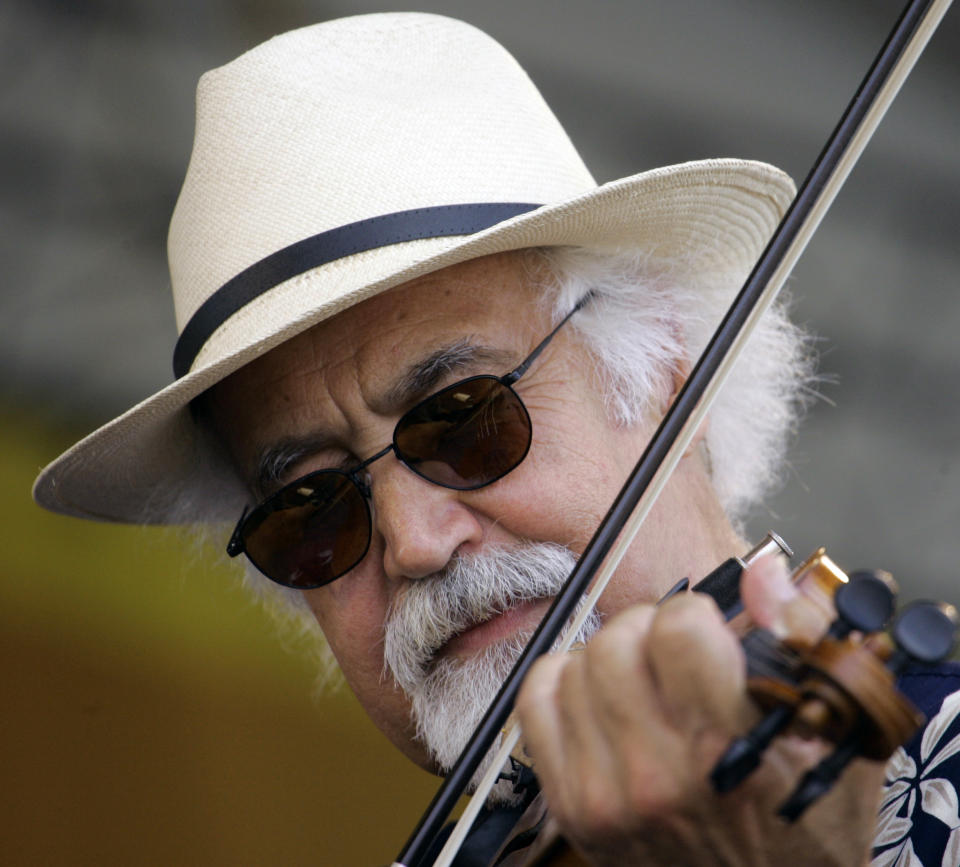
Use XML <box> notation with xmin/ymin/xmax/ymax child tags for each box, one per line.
<box><xmin>209</xmin><ymin>251</ymin><xmax>883</xmax><ymax>865</ymax></box>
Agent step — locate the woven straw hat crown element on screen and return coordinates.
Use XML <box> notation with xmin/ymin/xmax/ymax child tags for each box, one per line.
<box><xmin>33</xmin><ymin>12</ymin><xmax>795</xmax><ymax>523</ymax></box>
<box><xmin>170</xmin><ymin>12</ymin><xmax>597</xmax><ymax>376</ymax></box>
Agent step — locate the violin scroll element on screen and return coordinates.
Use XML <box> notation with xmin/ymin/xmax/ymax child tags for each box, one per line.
<box><xmin>711</xmin><ymin>551</ymin><xmax>959</xmax><ymax>820</ymax></box>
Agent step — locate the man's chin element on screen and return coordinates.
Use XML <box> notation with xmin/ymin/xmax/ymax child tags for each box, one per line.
<box><xmin>409</xmin><ymin>616</ymin><xmax>604</xmax><ymax>806</ymax></box>
<box><xmin>382</xmin><ymin>542</ymin><xmax>598</xmax><ymax>804</ymax></box>
<box><xmin>410</xmin><ymin>634</ymin><xmax>531</xmax><ymax>804</ymax></box>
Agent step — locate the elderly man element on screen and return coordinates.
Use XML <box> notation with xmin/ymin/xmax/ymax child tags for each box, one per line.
<box><xmin>34</xmin><ymin>12</ymin><xmax>960</xmax><ymax>867</ymax></box>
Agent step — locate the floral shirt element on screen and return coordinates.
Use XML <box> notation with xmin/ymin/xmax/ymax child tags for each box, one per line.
<box><xmin>872</xmin><ymin>664</ymin><xmax>960</xmax><ymax>866</ymax></box>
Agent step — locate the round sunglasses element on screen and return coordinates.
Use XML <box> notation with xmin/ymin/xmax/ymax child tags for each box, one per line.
<box><xmin>226</xmin><ymin>292</ymin><xmax>594</xmax><ymax>589</ymax></box>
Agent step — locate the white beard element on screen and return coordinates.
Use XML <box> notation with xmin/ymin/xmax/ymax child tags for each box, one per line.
<box><xmin>383</xmin><ymin>543</ymin><xmax>602</xmax><ymax>803</ymax></box>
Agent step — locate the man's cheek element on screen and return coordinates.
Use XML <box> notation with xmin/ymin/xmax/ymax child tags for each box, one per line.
<box><xmin>304</xmin><ymin>592</ymin><xmax>383</xmax><ymax>672</ymax></box>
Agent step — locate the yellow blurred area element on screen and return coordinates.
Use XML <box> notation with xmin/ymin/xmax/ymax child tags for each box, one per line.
<box><xmin>2</xmin><ymin>405</ymin><xmax>444</xmax><ymax>866</ymax></box>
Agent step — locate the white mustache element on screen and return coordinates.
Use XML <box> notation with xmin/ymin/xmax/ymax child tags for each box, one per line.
<box><xmin>383</xmin><ymin>542</ymin><xmax>580</xmax><ymax>694</ymax></box>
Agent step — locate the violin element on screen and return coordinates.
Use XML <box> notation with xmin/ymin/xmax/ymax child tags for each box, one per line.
<box><xmin>471</xmin><ymin>541</ymin><xmax>960</xmax><ymax>866</ymax></box>
<box><xmin>393</xmin><ymin>1</ymin><xmax>956</xmax><ymax>864</ymax></box>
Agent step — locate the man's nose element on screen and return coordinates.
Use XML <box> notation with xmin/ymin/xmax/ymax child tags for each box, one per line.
<box><xmin>370</xmin><ymin>461</ymin><xmax>485</xmax><ymax>581</ymax></box>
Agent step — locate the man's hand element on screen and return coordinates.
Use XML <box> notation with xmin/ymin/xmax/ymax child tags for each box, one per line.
<box><xmin>514</xmin><ymin>555</ymin><xmax>885</xmax><ymax>866</ymax></box>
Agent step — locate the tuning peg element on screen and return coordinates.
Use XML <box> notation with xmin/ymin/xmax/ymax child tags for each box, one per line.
<box><xmin>713</xmin><ymin>570</ymin><xmax>897</xmax><ymax>796</ymax></box>
<box><xmin>778</xmin><ymin>598</ymin><xmax>958</xmax><ymax>820</ymax></box>
<box><xmin>711</xmin><ymin>704</ymin><xmax>794</xmax><ymax>793</ymax></box>
<box><xmin>827</xmin><ymin>570</ymin><xmax>897</xmax><ymax>640</ymax></box>
<box><xmin>887</xmin><ymin>601</ymin><xmax>959</xmax><ymax>673</ymax></box>
<box><xmin>778</xmin><ymin>737</ymin><xmax>860</xmax><ymax>822</ymax></box>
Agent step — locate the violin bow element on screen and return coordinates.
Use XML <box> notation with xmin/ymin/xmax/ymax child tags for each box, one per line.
<box><xmin>393</xmin><ymin>1</ymin><xmax>954</xmax><ymax>864</ymax></box>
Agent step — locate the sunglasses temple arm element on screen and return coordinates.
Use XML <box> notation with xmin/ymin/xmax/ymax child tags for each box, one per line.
<box><xmin>226</xmin><ymin>505</ymin><xmax>250</xmax><ymax>557</ymax></box>
<box><xmin>500</xmin><ymin>290</ymin><xmax>597</xmax><ymax>386</ymax></box>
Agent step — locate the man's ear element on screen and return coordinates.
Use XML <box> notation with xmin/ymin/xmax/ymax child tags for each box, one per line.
<box><xmin>661</xmin><ymin>355</ymin><xmax>709</xmax><ymax>459</ymax></box>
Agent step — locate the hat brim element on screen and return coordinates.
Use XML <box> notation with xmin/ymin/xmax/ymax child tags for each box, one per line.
<box><xmin>33</xmin><ymin>158</ymin><xmax>794</xmax><ymax>524</ymax></box>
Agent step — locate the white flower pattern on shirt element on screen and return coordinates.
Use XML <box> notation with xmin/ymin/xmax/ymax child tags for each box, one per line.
<box><xmin>872</xmin><ymin>691</ymin><xmax>960</xmax><ymax>866</ymax></box>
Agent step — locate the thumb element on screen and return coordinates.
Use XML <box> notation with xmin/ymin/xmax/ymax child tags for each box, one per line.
<box><xmin>740</xmin><ymin>553</ymin><xmax>833</xmax><ymax>645</ymax></box>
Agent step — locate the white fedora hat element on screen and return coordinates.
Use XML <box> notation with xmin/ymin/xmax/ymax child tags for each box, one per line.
<box><xmin>33</xmin><ymin>11</ymin><xmax>795</xmax><ymax>524</ymax></box>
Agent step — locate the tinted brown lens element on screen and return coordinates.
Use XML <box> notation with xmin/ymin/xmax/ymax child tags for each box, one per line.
<box><xmin>243</xmin><ymin>472</ymin><xmax>370</xmax><ymax>588</ymax></box>
<box><xmin>394</xmin><ymin>377</ymin><xmax>531</xmax><ymax>488</ymax></box>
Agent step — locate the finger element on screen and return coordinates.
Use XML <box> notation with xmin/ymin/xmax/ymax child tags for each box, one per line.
<box><xmin>515</xmin><ymin>651</ymin><xmax>565</xmax><ymax>768</ymax></box>
<box><xmin>515</xmin><ymin>652</ymin><xmax>581</xmax><ymax>815</ymax></box>
<box><xmin>740</xmin><ymin>553</ymin><xmax>832</xmax><ymax>644</ymax></box>
<box><xmin>583</xmin><ymin>603</ymin><xmax>707</xmax><ymax>820</ymax></box>
<box><xmin>517</xmin><ymin>609</ymin><xmax>662</xmax><ymax>812</ymax></box>
<box><xmin>739</xmin><ymin>553</ymin><xmax>796</xmax><ymax>635</ymax></box>
<box><xmin>553</xmin><ymin>642</ymin><xmax>624</xmax><ymax>765</ymax></box>
<box><xmin>551</xmin><ymin>649</ymin><xmax>631</xmax><ymax>826</ymax></box>
<box><xmin>645</xmin><ymin>592</ymin><xmax>746</xmax><ymax>735</ymax></box>
<box><xmin>580</xmin><ymin>604</ymin><xmax>664</xmax><ymax>741</ymax></box>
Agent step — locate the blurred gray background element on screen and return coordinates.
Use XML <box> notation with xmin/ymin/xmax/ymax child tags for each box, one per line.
<box><xmin>4</xmin><ymin>0</ymin><xmax>958</xmax><ymax>596</ymax></box>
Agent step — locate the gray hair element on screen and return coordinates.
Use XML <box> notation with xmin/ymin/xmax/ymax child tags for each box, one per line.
<box><xmin>179</xmin><ymin>244</ymin><xmax>815</xmax><ymax>683</ymax></box>
<box><xmin>533</xmin><ymin>245</ymin><xmax>814</xmax><ymax>523</ymax></box>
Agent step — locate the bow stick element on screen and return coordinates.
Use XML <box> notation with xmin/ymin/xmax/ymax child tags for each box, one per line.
<box><xmin>393</xmin><ymin>2</ymin><xmax>953</xmax><ymax>864</ymax></box>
